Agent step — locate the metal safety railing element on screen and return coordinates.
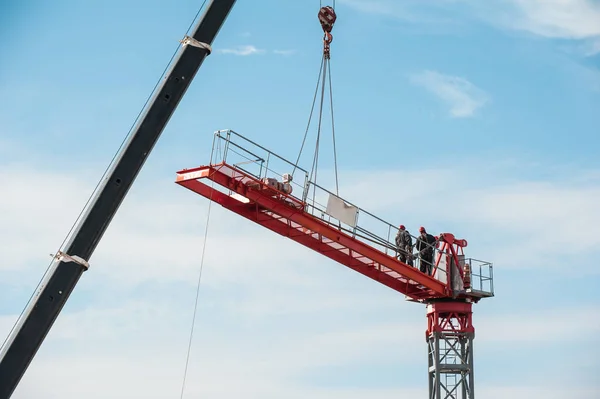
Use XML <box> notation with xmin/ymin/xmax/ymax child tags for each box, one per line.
<box><xmin>208</xmin><ymin>130</ymin><xmax>494</xmax><ymax>296</ymax></box>
<box><xmin>210</xmin><ymin>129</ymin><xmax>311</xmax><ymax>200</ymax></box>
<box><xmin>464</xmin><ymin>258</ymin><xmax>494</xmax><ymax>296</ymax></box>
<box><xmin>301</xmin><ymin>179</ymin><xmax>452</xmax><ymax>285</ymax></box>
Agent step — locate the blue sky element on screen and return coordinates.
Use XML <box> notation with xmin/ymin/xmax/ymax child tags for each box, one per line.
<box><xmin>1</xmin><ymin>0</ymin><xmax>599</xmax><ymax>398</ymax></box>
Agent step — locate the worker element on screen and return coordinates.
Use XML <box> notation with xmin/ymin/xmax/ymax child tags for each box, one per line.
<box><xmin>395</xmin><ymin>225</ymin><xmax>413</xmax><ymax>266</ymax></box>
<box><xmin>416</xmin><ymin>226</ymin><xmax>436</xmax><ymax>275</ymax></box>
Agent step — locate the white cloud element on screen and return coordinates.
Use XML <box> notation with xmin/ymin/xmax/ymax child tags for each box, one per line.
<box><xmin>217</xmin><ymin>45</ymin><xmax>265</xmax><ymax>56</ymax></box>
<box><xmin>476</xmin><ymin>306</ymin><xmax>600</xmax><ymax>344</ymax></box>
<box><xmin>579</xmin><ymin>38</ymin><xmax>600</xmax><ymax>56</ymax></box>
<box><xmin>2</xmin><ymin>159</ymin><xmax>600</xmax><ymax>397</ymax></box>
<box><xmin>475</xmin><ymin>386</ymin><xmax>599</xmax><ymax>399</ymax></box>
<box><xmin>335</xmin><ymin>165</ymin><xmax>600</xmax><ymax>272</ymax></box>
<box><xmin>216</xmin><ymin>46</ymin><xmax>296</xmax><ymax>57</ymax></box>
<box><xmin>2</xmin><ymin>158</ymin><xmax>599</xmax><ymax>305</ymax></box>
<box><xmin>409</xmin><ymin>70</ymin><xmax>489</xmax><ymax>117</ymax></box>
<box><xmin>340</xmin><ymin>0</ymin><xmax>600</xmax><ymax>56</ymax></box>
<box><xmin>483</xmin><ymin>0</ymin><xmax>600</xmax><ymax>56</ymax></box>
<box><xmin>3</xmin><ymin>297</ymin><xmax>599</xmax><ymax>399</ymax></box>
<box><xmin>273</xmin><ymin>49</ymin><xmax>297</xmax><ymax>56</ymax></box>
<box><xmin>502</xmin><ymin>0</ymin><xmax>600</xmax><ymax>40</ymax></box>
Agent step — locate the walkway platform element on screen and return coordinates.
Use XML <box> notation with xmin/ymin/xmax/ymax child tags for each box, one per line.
<box><xmin>175</xmin><ymin>130</ymin><xmax>494</xmax><ymax>302</ymax></box>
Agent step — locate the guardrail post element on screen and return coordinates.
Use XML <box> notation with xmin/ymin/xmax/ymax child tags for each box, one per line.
<box><xmin>264</xmin><ymin>152</ymin><xmax>270</xmax><ymax>179</ymax></box>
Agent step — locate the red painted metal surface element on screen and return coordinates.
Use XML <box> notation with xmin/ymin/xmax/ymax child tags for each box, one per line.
<box><xmin>433</xmin><ymin>233</ymin><xmax>467</xmax><ymax>285</ymax></box>
<box><xmin>318</xmin><ymin>6</ymin><xmax>336</xmax><ymax>33</ymax></box>
<box><xmin>426</xmin><ymin>301</ymin><xmax>474</xmax><ymax>339</ymax></box>
<box><xmin>175</xmin><ymin>162</ymin><xmax>449</xmax><ymax>300</ymax></box>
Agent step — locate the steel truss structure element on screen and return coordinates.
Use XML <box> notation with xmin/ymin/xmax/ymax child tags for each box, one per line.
<box><xmin>427</xmin><ymin>301</ymin><xmax>475</xmax><ymax>399</ymax></box>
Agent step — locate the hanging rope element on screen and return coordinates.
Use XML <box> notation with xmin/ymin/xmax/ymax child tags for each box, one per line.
<box><xmin>178</xmin><ymin>3</ymin><xmax>339</xmax><ymax>397</ymax></box>
<box><xmin>328</xmin><ymin>60</ymin><xmax>339</xmax><ymax>195</ymax></box>
<box><xmin>293</xmin><ymin>4</ymin><xmax>340</xmax><ymax>197</ymax></box>
<box><xmin>179</xmin><ymin>178</ymin><xmax>214</xmax><ymax>399</ymax></box>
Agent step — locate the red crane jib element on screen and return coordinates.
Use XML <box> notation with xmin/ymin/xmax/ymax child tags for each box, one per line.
<box><xmin>175</xmin><ymin>162</ymin><xmax>462</xmax><ymax>300</ymax></box>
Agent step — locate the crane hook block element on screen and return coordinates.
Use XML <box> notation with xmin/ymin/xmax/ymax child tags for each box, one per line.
<box><xmin>318</xmin><ymin>6</ymin><xmax>337</xmax><ymax>33</ymax></box>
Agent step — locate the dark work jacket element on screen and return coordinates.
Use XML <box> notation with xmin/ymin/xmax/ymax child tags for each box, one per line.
<box><xmin>416</xmin><ymin>233</ymin><xmax>436</xmax><ymax>254</ymax></box>
<box><xmin>395</xmin><ymin>230</ymin><xmax>412</xmax><ymax>248</ymax></box>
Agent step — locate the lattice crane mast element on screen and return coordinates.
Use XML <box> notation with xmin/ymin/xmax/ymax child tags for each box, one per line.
<box><xmin>175</xmin><ymin>5</ymin><xmax>495</xmax><ymax>399</ymax></box>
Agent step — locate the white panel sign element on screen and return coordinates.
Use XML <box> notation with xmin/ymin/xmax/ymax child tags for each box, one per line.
<box><xmin>326</xmin><ymin>194</ymin><xmax>358</xmax><ymax>227</ymax></box>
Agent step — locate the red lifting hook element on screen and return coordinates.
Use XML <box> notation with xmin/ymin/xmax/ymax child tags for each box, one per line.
<box><xmin>318</xmin><ymin>6</ymin><xmax>337</xmax><ymax>59</ymax></box>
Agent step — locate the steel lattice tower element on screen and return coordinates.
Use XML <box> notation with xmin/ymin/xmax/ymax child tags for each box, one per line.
<box><xmin>426</xmin><ymin>301</ymin><xmax>475</xmax><ymax>399</ymax></box>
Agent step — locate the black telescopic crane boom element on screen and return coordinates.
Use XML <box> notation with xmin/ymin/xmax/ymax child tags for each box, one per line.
<box><xmin>0</xmin><ymin>1</ymin><xmax>236</xmax><ymax>397</ymax></box>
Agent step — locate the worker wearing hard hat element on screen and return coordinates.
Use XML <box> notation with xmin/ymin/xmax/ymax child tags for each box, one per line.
<box><xmin>416</xmin><ymin>226</ymin><xmax>436</xmax><ymax>275</ymax></box>
<box><xmin>395</xmin><ymin>225</ymin><xmax>413</xmax><ymax>266</ymax></box>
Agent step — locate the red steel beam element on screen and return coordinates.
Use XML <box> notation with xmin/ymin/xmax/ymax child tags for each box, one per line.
<box><xmin>177</xmin><ymin>178</ymin><xmax>433</xmax><ymax>299</ymax></box>
<box><xmin>176</xmin><ymin>164</ymin><xmax>448</xmax><ymax>298</ymax></box>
